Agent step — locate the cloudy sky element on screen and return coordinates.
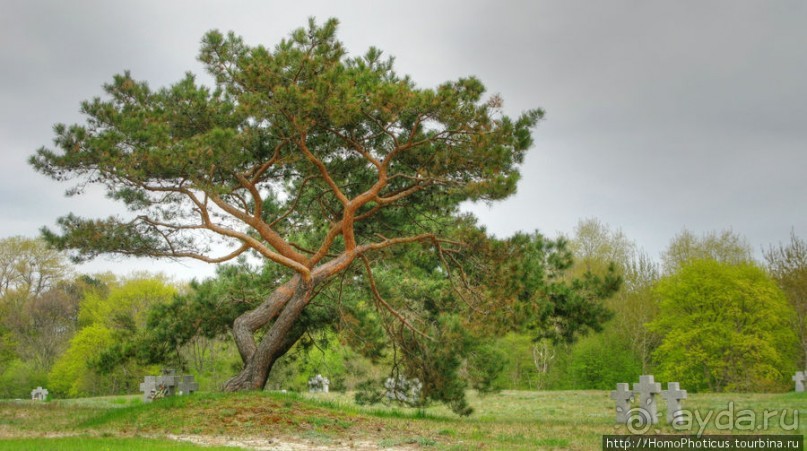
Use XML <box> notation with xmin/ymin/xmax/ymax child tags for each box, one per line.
<box><xmin>2</xmin><ymin>1</ymin><xmax>806</xmax><ymax>280</ymax></box>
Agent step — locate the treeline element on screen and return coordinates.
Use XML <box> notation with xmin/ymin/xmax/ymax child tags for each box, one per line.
<box><xmin>0</xmin><ymin>237</ymin><xmax>244</xmax><ymax>398</ymax></box>
<box><xmin>1</xmin><ymin>221</ymin><xmax>804</xmax><ymax>398</ymax></box>
<box><xmin>494</xmin><ymin>220</ymin><xmax>805</xmax><ymax>393</ymax></box>
<box><xmin>0</xmin><ymin>238</ymin><xmax>179</xmax><ymax>398</ymax></box>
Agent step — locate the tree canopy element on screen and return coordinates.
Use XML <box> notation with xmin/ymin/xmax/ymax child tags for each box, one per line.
<box><xmin>650</xmin><ymin>259</ymin><xmax>798</xmax><ymax>392</ymax></box>
<box><xmin>31</xmin><ymin>18</ymin><xmax>540</xmax><ymax>270</ymax></box>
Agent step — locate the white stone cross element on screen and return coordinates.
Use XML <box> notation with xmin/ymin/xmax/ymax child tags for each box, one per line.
<box><xmin>793</xmin><ymin>371</ymin><xmax>805</xmax><ymax>393</ymax></box>
<box><xmin>610</xmin><ymin>383</ymin><xmax>633</xmax><ymax>423</ymax></box>
<box><xmin>308</xmin><ymin>374</ymin><xmax>330</xmax><ymax>393</ymax></box>
<box><xmin>661</xmin><ymin>382</ymin><xmax>687</xmax><ymax>425</ymax></box>
<box><xmin>633</xmin><ymin>375</ymin><xmax>661</xmax><ymax>425</ymax></box>
<box><xmin>30</xmin><ymin>386</ymin><xmax>48</xmax><ymax>401</ymax></box>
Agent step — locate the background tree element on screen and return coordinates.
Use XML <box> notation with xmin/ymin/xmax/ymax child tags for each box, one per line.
<box><xmin>0</xmin><ymin>237</ymin><xmax>75</xmax><ymax>396</ymax></box>
<box><xmin>467</xmin><ymin>229</ymin><xmax>619</xmax><ymax>342</ymax></box>
<box><xmin>661</xmin><ymin>228</ymin><xmax>753</xmax><ymax>275</ymax></box>
<box><xmin>94</xmin><ymin>260</ymin><xmax>287</xmax><ymax>389</ymax></box>
<box><xmin>560</xmin><ymin>219</ymin><xmax>657</xmax><ymax>382</ymax></box>
<box><xmin>0</xmin><ymin>236</ymin><xmax>69</xmax><ymax>304</ymax></box>
<box><xmin>49</xmin><ymin>275</ymin><xmax>174</xmax><ymax>397</ymax></box>
<box><xmin>555</xmin><ymin>328</ymin><xmax>642</xmax><ymax>389</ymax></box>
<box><xmin>765</xmin><ymin>231</ymin><xmax>807</xmax><ymax>371</ymax></box>
<box><xmin>0</xmin><ymin>323</ymin><xmax>16</xmax><ymax>374</ymax></box>
<box><xmin>567</xmin><ymin>217</ymin><xmax>634</xmax><ymax>275</ymax></box>
<box><xmin>48</xmin><ymin>324</ymin><xmax>116</xmax><ymax>397</ymax></box>
<box><xmin>32</xmin><ymin>18</ymin><xmax>581</xmax><ymax>408</ymax></box>
<box><xmin>649</xmin><ymin>259</ymin><xmax>798</xmax><ymax>392</ymax></box>
<box><xmin>617</xmin><ymin>250</ymin><xmax>661</xmax><ymax>373</ymax></box>
<box><xmin>16</xmin><ymin>283</ymin><xmax>81</xmax><ymax>370</ymax></box>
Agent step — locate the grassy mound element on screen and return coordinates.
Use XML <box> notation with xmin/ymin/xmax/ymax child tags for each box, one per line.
<box><xmin>1</xmin><ymin>390</ymin><xmax>804</xmax><ymax>450</ymax></box>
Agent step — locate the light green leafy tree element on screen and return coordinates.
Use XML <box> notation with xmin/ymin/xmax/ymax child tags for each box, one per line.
<box><xmin>558</xmin><ymin>328</ymin><xmax>643</xmax><ymax>390</ymax></box>
<box><xmin>48</xmin><ymin>324</ymin><xmax>114</xmax><ymax>397</ymax></box>
<box><xmin>0</xmin><ymin>359</ymin><xmax>48</xmax><ymax>398</ymax></box>
<box><xmin>649</xmin><ymin>259</ymin><xmax>799</xmax><ymax>392</ymax></box>
<box><xmin>78</xmin><ymin>276</ymin><xmax>176</xmax><ymax>328</ymax></box>
<box><xmin>48</xmin><ymin>276</ymin><xmax>174</xmax><ymax>396</ymax></box>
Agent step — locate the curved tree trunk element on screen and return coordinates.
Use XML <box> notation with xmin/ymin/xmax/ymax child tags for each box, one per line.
<box><xmin>223</xmin><ymin>276</ymin><xmax>314</xmax><ymax>391</ymax></box>
<box><xmin>223</xmin><ymin>253</ymin><xmax>356</xmax><ymax>391</ymax></box>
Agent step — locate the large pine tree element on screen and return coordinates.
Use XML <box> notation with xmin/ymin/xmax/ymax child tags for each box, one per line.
<box><xmin>32</xmin><ymin>19</ymin><xmax>613</xmax><ymax>407</ymax></box>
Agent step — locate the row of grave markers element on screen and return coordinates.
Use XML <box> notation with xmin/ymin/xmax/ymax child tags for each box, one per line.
<box><xmin>613</xmin><ymin>372</ymin><xmax>806</xmax><ymax>426</ymax></box>
<box><xmin>28</xmin><ymin>370</ymin><xmax>807</xmax><ymax>405</ymax></box>
<box><xmin>138</xmin><ymin>369</ymin><xmax>199</xmax><ymax>403</ymax></box>
<box><xmin>611</xmin><ymin>375</ymin><xmax>686</xmax><ymax>425</ymax></box>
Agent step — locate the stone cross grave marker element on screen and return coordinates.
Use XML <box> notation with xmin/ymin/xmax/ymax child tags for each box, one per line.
<box><xmin>30</xmin><ymin>387</ymin><xmax>48</xmax><ymax>401</ymax></box>
<box><xmin>661</xmin><ymin>382</ymin><xmax>687</xmax><ymax>425</ymax></box>
<box><xmin>610</xmin><ymin>383</ymin><xmax>633</xmax><ymax>424</ymax></box>
<box><xmin>177</xmin><ymin>375</ymin><xmax>199</xmax><ymax>395</ymax></box>
<box><xmin>633</xmin><ymin>375</ymin><xmax>661</xmax><ymax>425</ymax></box>
<box><xmin>153</xmin><ymin>369</ymin><xmax>178</xmax><ymax>399</ymax></box>
<box><xmin>139</xmin><ymin>370</ymin><xmax>198</xmax><ymax>403</ymax></box>
<box><xmin>308</xmin><ymin>374</ymin><xmax>330</xmax><ymax>393</ymax></box>
<box><xmin>139</xmin><ymin>376</ymin><xmax>159</xmax><ymax>403</ymax></box>
<box><xmin>794</xmin><ymin>371</ymin><xmax>805</xmax><ymax>393</ymax></box>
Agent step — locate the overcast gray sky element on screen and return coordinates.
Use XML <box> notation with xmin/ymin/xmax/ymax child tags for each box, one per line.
<box><xmin>2</xmin><ymin>0</ymin><xmax>806</xmax><ymax>280</ymax></box>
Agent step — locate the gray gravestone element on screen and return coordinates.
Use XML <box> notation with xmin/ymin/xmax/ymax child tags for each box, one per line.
<box><xmin>177</xmin><ymin>375</ymin><xmax>199</xmax><ymax>395</ymax></box>
<box><xmin>610</xmin><ymin>383</ymin><xmax>633</xmax><ymax>424</ymax></box>
<box><xmin>308</xmin><ymin>374</ymin><xmax>330</xmax><ymax>393</ymax></box>
<box><xmin>633</xmin><ymin>375</ymin><xmax>661</xmax><ymax>425</ymax></box>
<box><xmin>139</xmin><ymin>371</ymin><xmax>198</xmax><ymax>402</ymax></box>
<box><xmin>139</xmin><ymin>376</ymin><xmax>158</xmax><ymax>403</ymax></box>
<box><xmin>156</xmin><ymin>369</ymin><xmax>178</xmax><ymax>398</ymax></box>
<box><xmin>793</xmin><ymin>371</ymin><xmax>805</xmax><ymax>393</ymax></box>
<box><xmin>30</xmin><ymin>387</ymin><xmax>48</xmax><ymax>401</ymax></box>
<box><xmin>661</xmin><ymin>382</ymin><xmax>687</xmax><ymax>425</ymax></box>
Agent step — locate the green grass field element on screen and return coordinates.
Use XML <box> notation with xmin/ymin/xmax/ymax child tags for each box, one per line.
<box><xmin>0</xmin><ymin>390</ymin><xmax>804</xmax><ymax>450</ymax></box>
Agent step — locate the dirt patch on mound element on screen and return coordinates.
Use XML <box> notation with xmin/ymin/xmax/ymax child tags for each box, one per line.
<box><xmin>166</xmin><ymin>433</ymin><xmax>415</xmax><ymax>450</ymax></box>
